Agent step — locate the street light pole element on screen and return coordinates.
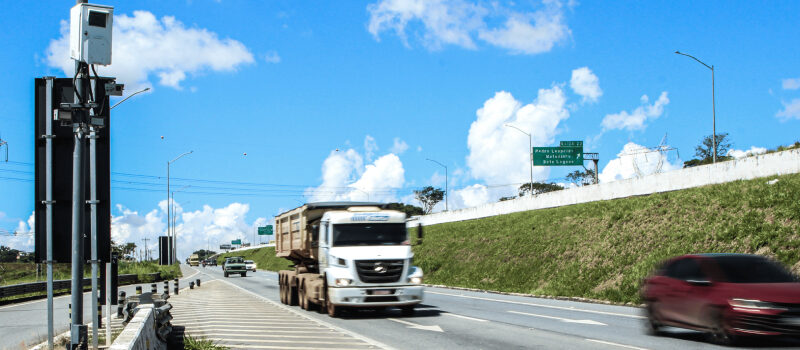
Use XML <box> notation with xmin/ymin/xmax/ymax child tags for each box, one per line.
<box><xmin>171</xmin><ymin>185</ymin><xmax>190</xmax><ymax>263</ymax></box>
<box><xmin>167</xmin><ymin>151</ymin><xmax>192</xmax><ymax>264</ymax></box>
<box><xmin>675</xmin><ymin>50</ymin><xmax>716</xmax><ymax>163</ymax></box>
<box><xmin>425</xmin><ymin>158</ymin><xmax>448</xmax><ymax>211</ymax></box>
<box><xmin>110</xmin><ymin>87</ymin><xmax>150</xmax><ymax>110</ymax></box>
<box><xmin>504</xmin><ymin>124</ymin><xmax>533</xmax><ymax>196</ymax></box>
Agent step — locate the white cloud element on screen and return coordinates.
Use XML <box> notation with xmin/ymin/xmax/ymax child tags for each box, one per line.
<box><xmin>111</xmin><ymin>201</ymin><xmax>265</xmax><ymax>260</ymax></box>
<box><xmin>601</xmin><ymin>92</ymin><xmax>669</xmax><ymax>131</ymax></box>
<box><xmin>454</xmin><ymin>184</ymin><xmax>489</xmax><ymax>208</ymax></box>
<box><xmin>466</xmin><ymin>86</ymin><xmax>568</xmax><ymax>186</ymax></box>
<box><xmin>307</xmin><ymin>141</ymin><xmax>406</xmax><ymax>203</ymax></box>
<box><xmin>264</xmin><ymin>51</ymin><xmax>281</xmax><ymax>64</ymax></box>
<box><xmin>477</xmin><ymin>3</ymin><xmax>570</xmax><ymax>55</ymax></box>
<box><xmin>728</xmin><ymin>146</ymin><xmax>767</xmax><ymax>159</ymax></box>
<box><xmin>390</xmin><ymin>138</ymin><xmax>409</xmax><ymax>154</ymax></box>
<box><xmin>45</xmin><ymin>11</ymin><xmax>254</xmax><ymax>90</ymax></box>
<box><xmin>782</xmin><ymin>77</ymin><xmax>800</xmax><ymax>90</ymax></box>
<box><xmin>776</xmin><ymin>99</ymin><xmax>800</xmax><ymax>121</ymax></box>
<box><xmin>364</xmin><ymin>135</ymin><xmax>379</xmax><ymax>161</ymax></box>
<box><xmin>0</xmin><ymin>212</ymin><xmax>36</xmax><ymax>252</ymax></box>
<box><xmin>599</xmin><ymin>142</ymin><xmax>681</xmax><ymax>183</ymax></box>
<box><xmin>570</xmin><ymin>67</ymin><xmax>602</xmax><ymax>103</ymax></box>
<box><xmin>367</xmin><ymin>0</ymin><xmax>569</xmax><ymax>55</ymax></box>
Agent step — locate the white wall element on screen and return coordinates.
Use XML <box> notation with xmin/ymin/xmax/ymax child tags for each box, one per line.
<box><xmin>413</xmin><ymin>149</ymin><xmax>800</xmax><ymax>226</ymax></box>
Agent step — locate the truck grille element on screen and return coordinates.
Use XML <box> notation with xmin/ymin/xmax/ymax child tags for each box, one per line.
<box><xmin>355</xmin><ymin>259</ymin><xmax>404</xmax><ymax>283</ymax></box>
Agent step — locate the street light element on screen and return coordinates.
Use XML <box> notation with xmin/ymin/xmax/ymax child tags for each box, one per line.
<box><xmin>504</xmin><ymin>124</ymin><xmax>533</xmax><ymax>196</ymax></box>
<box><xmin>110</xmin><ymin>87</ymin><xmax>150</xmax><ymax>110</ymax></box>
<box><xmin>172</xmin><ymin>185</ymin><xmax>190</xmax><ymax>262</ymax></box>
<box><xmin>675</xmin><ymin>50</ymin><xmax>717</xmax><ymax>163</ymax></box>
<box><xmin>425</xmin><ymin>158</ymin><xmax>448</xmax><ymax>211</ymax></box>
<box><xmin>167</xmin><ymin>150</ymin><xmax>192</xmax><ymax>264</ymax></box>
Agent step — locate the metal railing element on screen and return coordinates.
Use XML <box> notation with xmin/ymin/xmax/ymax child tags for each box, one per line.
<box><xmin>0</xmin><ymin>273</ymin><xmax>161</xmax><ymax>299</ymax></box>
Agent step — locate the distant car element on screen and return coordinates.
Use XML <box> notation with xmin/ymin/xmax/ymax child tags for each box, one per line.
<box><xmin>245</xmin><ymin>260</ymin><xmax>257</xmax><ymax>272</ymax></box>
<box><xmin>223</xmin><ymin>257</ymin><xmax>247</xmax><ymax>277</ymax></box>
<box><xmin>206</xmin><ymin>259</ymin><xmax>217</xmax><ymax>266</ymax></box>
<box><xmin>642</xmin><ymin>253</ymin><xmax>800</xmax><ymax>345</ymax></box>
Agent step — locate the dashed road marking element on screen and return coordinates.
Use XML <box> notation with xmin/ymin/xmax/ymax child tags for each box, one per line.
<box><xmin>585</xmin><ymin>339</ymin><xmax>650</xmax><ymax>350</ymax></box>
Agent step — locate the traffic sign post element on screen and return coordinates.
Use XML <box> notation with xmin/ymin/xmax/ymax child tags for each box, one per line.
<box><xmin>533</xmin><ymin>147</ymin><xmax>584</xmax><ymax>166</ymax></box>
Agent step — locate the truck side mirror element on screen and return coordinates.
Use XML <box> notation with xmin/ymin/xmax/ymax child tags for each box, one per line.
<box><xmin>416</xmin><ymin>223</ymin><xmax>423</xmax><ymax>245</ymax></box>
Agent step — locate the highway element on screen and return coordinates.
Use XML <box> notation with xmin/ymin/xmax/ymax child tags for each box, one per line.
<box><xmin>186</xmin><ymin>266</ymin><xmax>800</xmax><ymax>350</ymax></box>
<box><xmin>0</xmin><ymin>268</ymin><xmax>202</xmax><ymax>349</ymax></box>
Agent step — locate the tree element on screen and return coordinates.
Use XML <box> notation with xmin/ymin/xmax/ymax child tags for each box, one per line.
<box><xmin>385</xmin><ymin>203</ymin><xmax>424</xmax><ymax>217</ymax></box>
<box><xmin>684</xmin><ymin>133</ymin><xmax>733</xmax><ymax>167</ymax></box>
<box><xmin>566</xmin><ymin>169</ymin><xmax>595</xmax><ymax>186</ymax></box>
<box><xmin>518</xmin><ymin>182</ymin><xmax>564</xmax><ymax>197</ymax></box>
<box><xmin>414</xmin><ymin>186</ymin><xmax>445</xmax><ymax>214</ymax></box>
<box><xmin>193</xmin><ymin>249</ymin><xmax>217</xmax><ymax>260</ymax></box>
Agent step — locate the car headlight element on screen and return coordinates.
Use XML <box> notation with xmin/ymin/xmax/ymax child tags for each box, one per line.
<box><xmin>728</xmin><ymin>298</ymin><xmax>787</xmax><ymax>311</ymax></box>
<box><xmin>335</xmin><ymin>278</ymin><xmax>352</xmax><ymax>286</ymax></box>
<box><xmin>409</xmin><ymin>276</ymin><xmax>423</xmax><ymax>284</ymax></box>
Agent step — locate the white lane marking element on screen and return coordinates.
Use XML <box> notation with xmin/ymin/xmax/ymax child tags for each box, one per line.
<box><xmin>585</xmin><ymin>339</ymin><xmax>650</xmax><ymax>350</ymax></box>
<box><xmin>509</xmin><ymin>310</ymin><xmax>607</xmax><ymax>326</ymax></box>
<box><xmin>224</xmin><ymin>345</ymin><xmax>372</xmax><ymax>350</ymax></box>
<box><xmin>207</xmin><ymin>337</ymin><xmax>370</xmax><ymax>345</ymax></box>
<box><xmin>387</xmin><ymin>318</ymin><xmax>444</xmax><ymax>332</ymax></box>
<box><xmin>428</xmin><ymin>291</ymin><xmax>645</xmax><ymax>319</ymax></box>
<box><xmin>191</xmin><ymin>333</ymin><xmax>353</xmax><ymax>339</ymax></box>
<box><xmin>442</xmin><ymin>312</ymin><xmax>488</xmax><ymax>322</ymax></box>
<box><xmin>214</xmin><ymin>275</ymin><xmax>395</xmax><ymax>350</ymax></box>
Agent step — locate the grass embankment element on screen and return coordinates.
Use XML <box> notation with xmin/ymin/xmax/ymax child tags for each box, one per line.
<box><xmin>413</xmin><ymin>173</ymin><xmax>800</xmax><ymax>305</ymax></box>
<box><xmin>0</xmin><ymin>261</ymin><xmax>181</xmax><ymax>303</ymax></box>
<box><xmin>216</xmin><ymin>247</ymin><xmax>290</xmax><ymax>272</ymax></box>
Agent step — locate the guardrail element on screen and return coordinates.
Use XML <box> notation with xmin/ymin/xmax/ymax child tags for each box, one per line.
<box><xmin>0</xmin><ymin>273</ymin><xmax>161</xmax><ymax>299</ymax></box>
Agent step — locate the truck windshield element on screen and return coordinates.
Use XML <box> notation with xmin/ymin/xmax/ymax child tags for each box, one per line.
<box><xmin>332</xmin><ymin>223</ymin><xmax>407</xmax><ymax>246</ymax></box>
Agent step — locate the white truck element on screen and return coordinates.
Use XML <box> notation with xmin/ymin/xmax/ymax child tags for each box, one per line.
<box><xmin>275</xmin><ymin>202</ymin><xmax>424</xmax><ymax>317</ymax></box>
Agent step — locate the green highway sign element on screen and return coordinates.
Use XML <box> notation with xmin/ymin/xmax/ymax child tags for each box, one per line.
<box><xmin>560</xmin><ymin>140</ymin><xmax>583</xmax><ymax>148</ymax></box>
<box><xmin>231</xmin><ymin>239</ymin><xmax>242</xmax><ymax>245</ymax></box>
<box><xmin>258</xmin><ymin>226</ymin><xmax>273</xmax><ymax>235</ymax></box>
<box><xmin>533</xmin><ymin>147</ymin><xmax>584</xmax><ymax>166</ymax></box>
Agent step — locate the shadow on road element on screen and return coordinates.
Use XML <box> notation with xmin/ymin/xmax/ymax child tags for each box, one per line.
<box><xmin>653</xmin><ymin>327</ymin><xmax>800</xmax><ymax>348</ymax></box>
<box><xmin>337</xmin><ymin>303</ymin><xmax>441</xmax><ymax>320</ymax></box>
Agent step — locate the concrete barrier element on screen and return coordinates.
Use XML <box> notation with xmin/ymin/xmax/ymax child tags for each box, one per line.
<box><xmin>413</xmin><ymin>148</ymin><xmax>800</xmax><ymax>226</ymax></box>
<box><xmin>110</xmin><ymin>305</ymin><xmax>165</xmax><ymax>350</ymax></box>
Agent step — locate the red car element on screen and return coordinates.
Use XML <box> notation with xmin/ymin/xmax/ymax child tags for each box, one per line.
<box><xmin>642</xmin><ymin>253</ymin><xmax>800</xmax><ymax>345</ymax></box>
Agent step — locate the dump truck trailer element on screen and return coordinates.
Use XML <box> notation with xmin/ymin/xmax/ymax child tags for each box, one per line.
<box><xmin>275</xmin><ymin>202</ymin><xmax>424</xmax><ymax>317</ymax></box>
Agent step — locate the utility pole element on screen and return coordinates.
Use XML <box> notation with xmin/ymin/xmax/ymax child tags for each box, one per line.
<box><xmin>504</xmin><ymin>124</ymin><xmax>534</xmax><ymax>196</ymax></box>
<box><xmin>142</xmin><ymin>238</ymin><xmax>150</xmax><ymax>261</ymax></box>
<box><xmin>675</xmin><ymin>50</ymin><xmax>717</xmax><ymax>163</ymax></box>
<box><xmin>167</xmin><ymin>152</ymin><xmax>192</xmax><ymax>264</ymax></box>
<box><xmin>425</xmin><ymin>158</ymin><xmax>448</xmax><ymax>211</ymax></box>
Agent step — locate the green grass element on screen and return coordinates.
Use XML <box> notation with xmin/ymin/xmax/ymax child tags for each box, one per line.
<box><xmin>412</xmin><ymin>172</ymin><xmax>800</xmax><ymax>304</ymax></box>
<box><xmin>0</xmin><ymin>261</ymin><xmax>181</xmax><ymax>286</ymax></box>
<box><xmin>217</xmin><ymin>247</ymin><xmax>291</xmax><ymax>272</ymax></box>
<box><xmin>212</xmin><ymin>173</ymin><xmax>800</xmax><ymax>305</ymax></box>
<box><xmin>184</xmin><ymin>334</ymin><xmax>228</xmax><ymax>350</ymax></box>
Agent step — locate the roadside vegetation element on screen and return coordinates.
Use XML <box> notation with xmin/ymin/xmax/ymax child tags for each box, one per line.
<box><xmin>0</xmin><ymin>261</ymin><xmax>181</xmax><ymax>286</ymax></box>
<box><xmin>216</xmin><ymin>247</ymin><xmax>289</xmax><ymax>272</ymax></box>
<box><xmin>184</xmin><ymin>335</ymin><xmax>228</xmax><ymax>350</ymax></box>
<box><xmin>412</xmin><ymin>172</ymin><xmax>800</xmax><ymax>305</ymax></box>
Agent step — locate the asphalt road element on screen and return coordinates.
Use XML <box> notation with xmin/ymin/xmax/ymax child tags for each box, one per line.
<box><xmin>187</xmin><ymin>266</ymin><xmax>800</xmax><ymax>350</ymax></box>
<box><xmin>0</xmin><ymin>266</ymin><xmax>202</xmax><ymax>349</ymax></box>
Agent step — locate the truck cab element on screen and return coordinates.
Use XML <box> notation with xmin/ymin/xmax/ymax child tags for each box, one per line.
<box><xmin>275</xmin><ymin>202</ymin><xmax>424</xmax><ymax>317</ymax></box>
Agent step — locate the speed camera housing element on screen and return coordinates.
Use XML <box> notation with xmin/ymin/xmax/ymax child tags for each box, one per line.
<box><xmin>70</xmin><ymin>3</ymin><xmax>114</xmax><ymax>65</ymax></box>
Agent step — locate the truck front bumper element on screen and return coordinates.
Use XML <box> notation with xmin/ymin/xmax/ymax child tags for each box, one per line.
<box><xmin>329</xmin><ymin>285</ymin><xmax>424</xmax><ymax>307</ymax></box>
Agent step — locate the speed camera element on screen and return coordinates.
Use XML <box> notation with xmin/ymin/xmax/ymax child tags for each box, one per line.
<box><xmin>70</xmin><ymin>3</ymin><xmax>114</xmax><ymax>65</ymax></box>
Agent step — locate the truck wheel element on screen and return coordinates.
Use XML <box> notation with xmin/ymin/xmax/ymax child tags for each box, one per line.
<box><xmin>289</xmin><ymin>283</ymin><xmax>299</xmax><ymax>306</ymax></box>
<box><xmin>279</xmin><ymin>279</ymin><xmax>286</xmax><ymax>304</ymax></box>
<box><xmin>300</xmin><ymin>284</ymin><xmax>310</xmax><ymax>310</ymax></box>
<box><xmin>326</xmin><ymin>289</ymin><xmax>340</xmax><ymax>317</ymax></box>
<box><xmin>400</xmin><ymin>305</ymin><xmax>415</xmax><ymax>316</ymax></box>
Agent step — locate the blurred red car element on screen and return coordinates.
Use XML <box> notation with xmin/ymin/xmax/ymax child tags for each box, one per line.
<box><xmin>642</xmin><ymin>253</ymin><xmax>800</xmax><ymax>345</ymax></box>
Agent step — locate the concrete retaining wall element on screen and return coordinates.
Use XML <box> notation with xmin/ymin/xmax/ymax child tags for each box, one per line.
<box><xmin>414</xmin><ymin>149</ymin><xmax>800</xmax><ymax>226</ymax></box>
<box><xmin>110</xmin><ymin>305</ymin><xmax>165</xmax><ymax>350</ymax></box>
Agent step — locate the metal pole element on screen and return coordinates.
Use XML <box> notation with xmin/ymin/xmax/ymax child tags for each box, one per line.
<box><xmin>89</xmin><ymin>125</ymin><xmax>99</xmax><ymax>350</ymax></box>
<box><xmin>166</xmin><ymin>162</ymin><xmax>170</xmax><ymax>264</ymax></box>
<box><xmin>70</xmin><ymin>61</ymin><xmax>88</xmax><ymax>350</ymax></box>
<box><xmin>528</xmin><ymin>135</ymin><xmax>533</xmax><ymax>196</ymax></box>
<box><xmin>45</xmin><ymin>77</ymin><xmax>55</xmax><ymax>350</ymax></box>
<box><xmin>444</xmin><ymin>166</ymin><xmax>448</xmax><ymax>211</ymax></box>
<box><xmin>711</xmin><ymin>65</ymin><xmax>716</xmax><ymax>163</ymax></box>
<box><xmin>104</xmin><ymin>262</ymin><xmax>111</xmax><ymax>346</ymax></box>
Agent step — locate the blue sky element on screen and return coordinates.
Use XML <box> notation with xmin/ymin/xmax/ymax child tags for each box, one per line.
<box><xmin>1</xmin><ymin>0</ymin><xmax>799</xmax><ymax>258</ymax></box>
